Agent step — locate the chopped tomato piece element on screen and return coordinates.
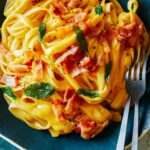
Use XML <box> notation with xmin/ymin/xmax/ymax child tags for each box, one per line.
<box><xmin>74</xmin><ymin>12</ymin><xmax>87</xmax><ymax>23</ymax></box>
<box><xmin>118</xmin><ymin>27</ymin><xmax>134</xmax><ymax>38</ymax></box>
<box><xmin>23</xmin><ymin>98</ymin><xmax>35</xmax><ymax>103</ymax></box>
<box><xmin>79</xmin><ymin>57</ymin><xmax>91</xmax><ymax>68</ymax></box>
<box><xmin>9</xmin><ymin>64</ymin><xmax>30</xmax><ymax>73</ymax></box>
<box><xmin>23</xmin><ymin>51</ymin><xmax>34</xmax><ymax>65</ymax></box>
<box><xmin>117</xmin><ymin>22</ymin><xmax>137</xmax><ymax>39</ymax></box>
<box><xmin>64</xmin><ymin>88</ymin><xmax>79</xmax><ymax>114</ymax></box>
<box><xmin>68</xmin><ymin>0</ymin><xmax>80</xmax><ymax>8</ymax></box>
<box><xmin>64</xmin><ymin>88</ymin><xmax>75</xmax><ymax>102</ymax></box>
<box><xmin>32</xmin><ymin>0</ymin><xmax>41</xmax><ymax>5</ymax></box>
<box><xmin>52</xmin><ymin>0</ymin><xmax>68</xmax><ymax>15</ymax></box>
<box><xmin>55</xmin><ymin>46</ymin><xmax>84</xmax><ymax>73</ymax></box>
<box><xmin>32</xmin><ymin>60</ymin><xmax>45</xmax><ymax>81</ymax></box>
<box><xmin>107</xmin><ymin>28</ymin><xmax>118</xmax><ymax>37</ymax></box>
<box><xmin>75</xmin><ymin>114</ymin><xmax>96</xmax><ymax>139</ymax></box>
<box><xmin>54</xmin><ymin>72</ymin><xmax>63</xmax><ymax>81</ymax></box>
<box><xmin>117</xmin><ymin>35</ymin><xmax>126</xmax><ymax>43</ymax></box>
<box><xmin>55</xmin><ymin>46</ymin><xmax>78</xmax><ymax>64</ymax></box>
<box><xmin>79</xmin><ymin>57</ymin><xmax>98</xmax><ymax>72</ymax></box>
<box><xmin>51</xmin><ymin>99</ymin><xmax>65</xmax><ymax>121</ymax></box>
<box><xmin>33</xmin><ymin>41</ymin><xmax>44</xmax><ymax>56</ymax></box>
<box><xmin>0</xmin><ymin>74</ymin><xmax>18</xmax><ymax>87</ymax></box>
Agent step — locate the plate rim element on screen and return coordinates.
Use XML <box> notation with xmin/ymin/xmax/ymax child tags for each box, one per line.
<box><xmin>0</xmin><ymin>124</ymin><xmax>150</xmax><ymax>150</ymax></box>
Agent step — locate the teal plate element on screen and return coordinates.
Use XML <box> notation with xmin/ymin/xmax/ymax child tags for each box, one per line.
<box><xmin>0</xmin><ymin>0</ymin><xmax>150</xmax><ymax>150</ymax></box>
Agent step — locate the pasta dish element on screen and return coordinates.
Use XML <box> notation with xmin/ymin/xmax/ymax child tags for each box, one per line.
<box><xmin>0</xmin><ymin>0</ymin><xmax>149</xmax><ymax>139</ymax></box>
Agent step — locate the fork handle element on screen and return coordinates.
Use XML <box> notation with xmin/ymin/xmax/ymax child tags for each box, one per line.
<box><xmin>131</xmin><ymin>100</ymin><xmax>139</xmax><ymax>150</ymax></box>
<box><xmin>116</xmin><ymin>97</ymin><xmax>131</xmax><ymax>150</ymax></box>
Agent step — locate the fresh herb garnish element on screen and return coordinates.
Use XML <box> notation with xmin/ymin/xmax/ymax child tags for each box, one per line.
<box><xmin>95</xmin><ymin>5</ymin><xmax>103</xmax><ymax>15</ymax></box>
<box><xmin>131</xmin><ymin>3</ymin><xmax>134</xmax><ymax>9</ymax></box>
<box><xmin>24</xmin><ymin>82</ymin><xmax>55</xmax><ymax>99</ymax></box>
<box><xmin>73</xmin><ymin>26</ymin><xmax>88</xmax><ymax>52</ymax></box>
<box><xmin>1</xmin><ymin>86</ymin><xmax>17</xmax><ymax>100</ymax></box>
<box><xmin>77</xmin><ymin>89</ymin><xmax>100</xmax><ymax>98</ymax></box>
<box><xmin>105</xmin><ymin>61</ymin><xmax>112</xmax><ymax>82</ymax></box>
<box><xmin>38</xmin><ymin>23</ymin><xmax>46</xmax><ymax>41</ymax></box>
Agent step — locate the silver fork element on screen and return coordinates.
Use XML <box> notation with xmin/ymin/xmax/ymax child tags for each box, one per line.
<box><xmin>116</xmin><ymin>53</ymin><xmax>149</xmax><ymax>150</ymax></box>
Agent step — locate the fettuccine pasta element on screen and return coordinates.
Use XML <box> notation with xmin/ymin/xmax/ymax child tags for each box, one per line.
<box><xmin>0</xmin><ymin>0</ymin><xmax>149</xmax><ymax>139</ymax></box>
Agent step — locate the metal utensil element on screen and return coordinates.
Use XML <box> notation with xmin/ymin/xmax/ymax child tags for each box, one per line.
<box><xmin>116</xmin><ymin>51</ymin><xmax>149</xmax><ymax>150</ymax></box>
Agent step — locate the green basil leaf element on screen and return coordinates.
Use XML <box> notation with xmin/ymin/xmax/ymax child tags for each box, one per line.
<box><xmin>24</xmin><ymin>82</ymin><xmax>55</xmax><ymax>99</ymax></box>
<box><xmin>1</xmin><ymin>86</ymin><xmax>17</xmax><ymax>100</ymax></box>
<box><xmin>95</xmin><ymin>5</ymin><xmax>103</xmax><ymax>15</ymax></box>
<box><xmin>131</xmin><ymin>3</ymin><xmax>134</xmax><ymax>9</ymax></box>
<box><xmin>38</xmin><ymin>23</ymin><xmax>46</xmax><ymax>41</ymax></box>
<box><xmin>77</xmin><ymin>89</ymin><xmax>100</xmax><ymax>98</ymax></box>
<box><xmin>73</xmin><ymin>26</ymin><xmax>88</xmax><ymax>52</ymax></box>
<box><xmin>105</xmin><ymin>61</ymin><xmax>112</xmax><ymax>82</ymax></box>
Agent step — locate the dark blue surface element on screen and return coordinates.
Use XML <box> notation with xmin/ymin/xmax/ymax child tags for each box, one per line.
<box><xmin>0</xmin><ymin>139</ymin><xmax>17</xmax><ymax>150</ymax></box>
<box><xmin>0</xmin><ymin>0</ymin><xmax>150</xmax><ymax>150</ymax></box>
<box><xmin>118</xmin><ymin>0</ymin><xmax>150</xmax><ymax>30</ymax></box>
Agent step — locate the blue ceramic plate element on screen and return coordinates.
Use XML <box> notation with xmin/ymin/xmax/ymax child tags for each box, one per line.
<box><xmin>0</xmin><ymin>1</ymin><xmax>150</xmax><ymax>150</ymax></box>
